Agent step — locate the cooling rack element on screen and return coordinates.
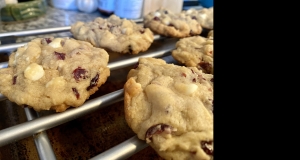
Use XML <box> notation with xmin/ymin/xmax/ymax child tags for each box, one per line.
<box><xmin>0</xmin><ymin>23</ymin><xmax>178</xmax><ymax>159</ymax></box>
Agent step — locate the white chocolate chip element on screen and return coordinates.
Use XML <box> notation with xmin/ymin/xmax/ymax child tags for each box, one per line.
<box><xmin>46</xmin><ymin>77</ymin><xmax>66</xmax><ymax>88</ymax></box>
<box><xmin>144</xmin><ymin>34</ymin><xmax>153</xmax><ymax>42</ymax></box>
<box><xmin>186</xmin><ymin>9</ymin><xmax>193</xmax><ymax>14</ymax></box>
<box><xmin>48</xmin><ymin>38</ymin><xmax>63</xmax><ymax>48</ymax></box>
<box><xmin>174</xmin><ymin>82</ymin><xmax>198</xmax><ymax>95</ymax></box>
<box><xmin>162</xmin><ymin>18</ymin><xmax>170</xmax><ymax>25</ymax></box>
<box><xmin>24</xmin><ymin>44</ymin><xmax>28</xmax><ymax>50</ymax></box>
<box><xmin>14</xmin><ymin>51</ymin><xmax>21</xmax><ymax>65</ymax></box>
<box><xmin>121</xmin><ymin>28</ymin><xmax>127</xmax><ymax>34</ymax></box>
<box><xmin>154</xmin><ymin>12</ymin><xmax>161</xmax><ymax>17</ymax></box>
<box><xmin>199</xmin><ymin>14</ymin><xmax>207</xmax><ymax>20</ymax></box>
<box><xmin>24</xmin><ymin>63</ymin><xmax>45</xmax><ymax>81</ymax></box>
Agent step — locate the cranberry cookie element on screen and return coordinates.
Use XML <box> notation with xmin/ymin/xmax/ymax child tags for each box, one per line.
<box><xmin>70</xmin><ymin>15</ymin><xmax>154</xmax><ymax>54</ymax></box>
<box><xmin>172</xmin><ymin>36</ymin><xmax>213</xmax><ymax>74</ymax></box>
<box><xmin>124</xmin><ymin>57</ymin><xmax>213</xmax><ymax>160</ymax></box>
<box><xmin>143</xmin><ymin>9</ymin><xmax>202</xmax><ymax>38</ymax></box>
<box><xmin>0</xmin><ymin>37</ymin><xmax>110</xmax><ymax>112</ymax></box>
<box><xmin>183</xmin><ymin>7</ymin><xmax>213</xmax><ymax>30</ymax></box>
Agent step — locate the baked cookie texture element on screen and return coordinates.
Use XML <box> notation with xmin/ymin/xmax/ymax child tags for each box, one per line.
<box><xmin>70</xmin><ymin>15</ymin><xmax>154</xmax><ymax>54</ymax></box>
<box><xmin>183</xmin><ymin>7</ymin><xmax>213</xmax><ymax>30</ymax></box>
<box><xmin>207</xmin><ymin>30</ymin><xmax>213</xmax><ymax>39</ymax></box>
<box><xmin>172</xmin><ymin>36</ymin><xmax>213</xmax><ymax>74</ymax></box>
<box><xmin>0</xmin><ymin>37</ymin><xmax>110</xmax><ymax>112</ymax></box>
<box><xmin>144</xmin><ymin>9</ymin><xmax>202</xmax><ymax>38</ymax></box>
<box><xmin>124</xmin><ymin>58</ymin><xmax>213</xmax><ymax>160</ymax></box>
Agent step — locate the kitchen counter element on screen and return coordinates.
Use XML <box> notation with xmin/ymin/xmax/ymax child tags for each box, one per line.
<box><xmin>0</xmin><ymin>5</ymin><xmax>108</xmax><ymax>43</ymax></box>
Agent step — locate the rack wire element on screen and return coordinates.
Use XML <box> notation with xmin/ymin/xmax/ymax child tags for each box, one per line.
<box><xmin>0</xmin><ymin>25</ymin><xmax>178</xmax><ymax>159</ymax></box>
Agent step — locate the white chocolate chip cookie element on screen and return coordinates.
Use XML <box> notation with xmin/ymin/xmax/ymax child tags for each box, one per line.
<box><xmin>183</xmin><ymin>7</ymin><xmax>213</xmax><ymax>30</ymax></box>
<box><xmin>144</xmin><ymin>9</ymin><xmax>202</xmax><ymax>38</ymax></box>
<box><xmin>172</xmin><ymin>36</ymin><xmax>213</xmax><ymax>74</ymax></box>
<box><xmin>71</xmin><ymin>15</ymin><xmax>154</xmax><ymax>54</ymax></box>
<box><xmin>0</xmin><ymin>37</ymin><xmax>110</xmax><ymax>112</ymax></box>
<box><xmin>124</xmin><ymin>57</ymin><xmax>213</xmax><ymax>160</ymax></box>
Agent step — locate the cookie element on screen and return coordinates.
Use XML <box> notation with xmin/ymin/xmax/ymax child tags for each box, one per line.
<box><xmin>70</xmin><ymin>15</ymin><xmax>154</xmax><ymax>54</ymax></box>
<box><xmin>124</xmin><ymin>57</ymin><xmax>213</xmax><ymax>160</ymax></box>
<box><xmin>0</xmin><ymin>37</ymin><xmax>110</xmax><ymax>112</ymax></box>
<box><xmin>172</xmin><ymin>36</ymin><xmax>213</xmax><ymax>74</ymax></box>
<box><xmin>143</xmin><ymin>9</ymin><xmax>202</xmax><ymax>38</ymax></box>
<box><xmin>207</xmin><ymin>30</ymin><xmax>213</xmax><ymax>39</ymax></box>
<box><xmin>183</xmin><ymin>7</ymin><xmax>213</xmax><ymax>30</ymax></box>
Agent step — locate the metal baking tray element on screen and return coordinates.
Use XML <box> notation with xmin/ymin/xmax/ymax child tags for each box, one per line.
<box><xmin>0</xmin><ymin>24</ymin><xmax>180</xmax><ymax>159</ymax></box>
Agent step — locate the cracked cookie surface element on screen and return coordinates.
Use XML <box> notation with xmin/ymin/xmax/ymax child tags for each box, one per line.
<box><xmin>71</xmin><ymin>15</ymin><xmax>154</xmax><ymax>54</ymax></box>
<box><xmin>0</xmin><ymin>37</ymin><xmax>110</xmax><ymax>112</ymax></box>
<box><xmin>124</xmin><ymin>57</ymin><xmax>213</xmax><ymax>160</ymax></box>
<box><xmin>144</xmin><ymin>9</ymin><xmax>202</xmax><ymax>38</ymax></box>
<box><xmin>172</xmin><ymin>36</ymin><xmax>213</xmax><ymax>74</ymax></box>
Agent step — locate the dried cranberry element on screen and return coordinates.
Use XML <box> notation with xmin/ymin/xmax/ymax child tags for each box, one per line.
<box><xmin>13</xmin><ymin>76</ymin><xmax>17</xmax><ymax>85</ymax></box>
<box><xmin>44</xmin><ymin>38</ymin><xmax>52</xmax><ymax>44</ymax></box>
<box><xmin>128</xmin><ymin>45</ymin><xmax>133</xmax><ymax>54</ymax></box>
<box><xmin>54</xmin><ymin>51</ymin><xmax>65</xmax><ymax>60</ymax></box>
<box><xmin>209</xmin><ymin>51</ymin><xmax>213</xmax><ymax>54</ymax></box>
<box><xmin>140</xmin><ymin>30</ymin><xmax>145</xmax><ymax>34</ymax></box>
<box><xmin>153</xmin><ymin>17</ymin><xmax>160</xmax><ymax>21</ymax></box>
<box><xmin>87</xmin><ymin>73</ymin><xmax>99</xmax><ymax>91</ymax></box>
<box><xmin>201</xmin><ymin>141</ymin><xmax>213</xmax><ymax>155</ymax></box>
<box><xmin>72</xmin><ymin>67</ymin><xmax>88</xmax><ymax>82</ymax></box>
<box><xmin>182</xmin><ymin>73</ymin><xmax>187</xmax><ymax>77</ymax></box>
<box><xmin>199</xmin><ymin>62</ymin><xmax>211</xmax><ymax>72</ymax></box>
<box><xmin>133</xmin><ymin>62</ymin><xmax>139</xmax><ymax>69</ymax></box>
<box><xmin>191</xmin><ymin>69</ymin><xmax>195</xmax><ymax>74</ymax></box>
<box><xmin>168</xmin><ymin>23</ymin><xmax>174</xmax><ymax>27</ymax></box>
<box><xmin>145</xmin><ymin>123</ymin><xmax>173</xmax><ymax>140</ymax></box>
<box><xmin>72</xmin><ymin>88</ymin><xmax>80</xmax><ymax>99</ymax></box>
<box><xmin>192</xmin><ymin>78</ymin><xmax>196</xmax><ymax>82</ymax></box>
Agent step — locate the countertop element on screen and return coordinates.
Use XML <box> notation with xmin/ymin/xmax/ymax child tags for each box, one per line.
<box><xmin>0</xmin><ymin>5</ymin><xmax>109</xmax><ymax>43</ymax></box>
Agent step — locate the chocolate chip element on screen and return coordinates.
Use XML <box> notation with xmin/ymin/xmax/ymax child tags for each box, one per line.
<box><xmin>87</xmin><ymin>73</ymin><xmax>99</xmax><ymax>91</ymax></box>
<box><xmin>140</xmin><ymin>30</ymin><xmax>145</xmax><ymax>34</ymax></box>
<box><xmin>164</xmin><ymin>10</ymin><xmax>168</xmax><ymax>14</ymax></box>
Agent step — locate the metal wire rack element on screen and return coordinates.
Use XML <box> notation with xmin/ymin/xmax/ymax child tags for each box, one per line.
<box><xmin>0</xmin><ymin>23</ymin><xmax>178</xmax><ymax>159</ymax></box>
